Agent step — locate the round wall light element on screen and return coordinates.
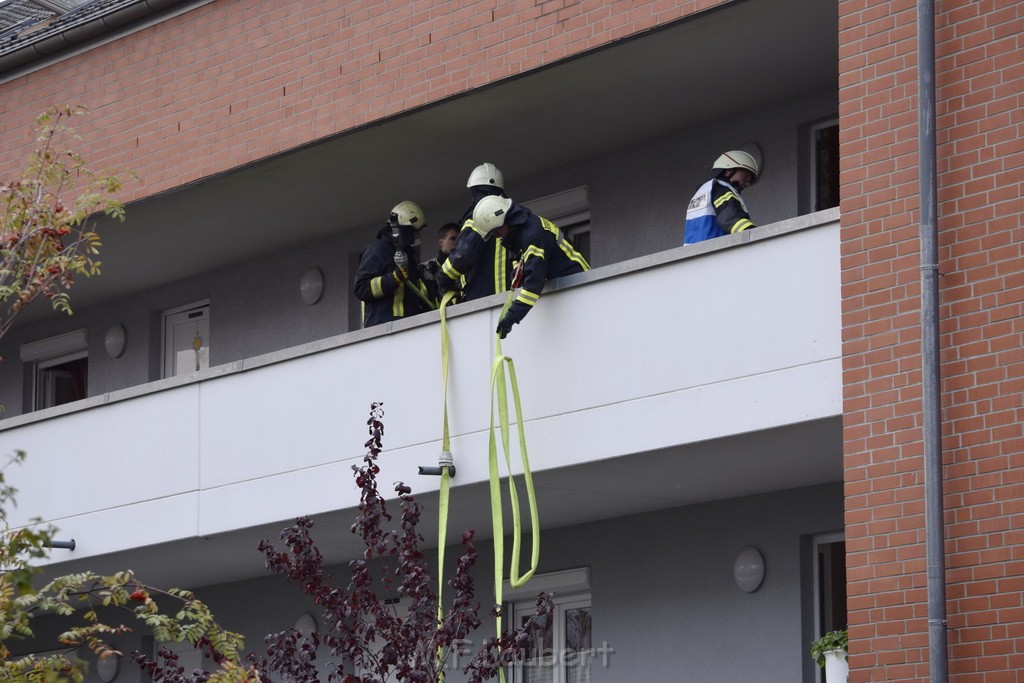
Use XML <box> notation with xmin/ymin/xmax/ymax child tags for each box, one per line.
<box><xmin>300</xmin><ymin>267</ymin><xmax>325</xmax><ymax>305</ymax></box>
<box><xmin>733</xmin><ymin>546</ymin><xmax>765</xmax><ymax>593</ymax></box>
<box><xmin>294</xmin><ymin>612</ymin><xmax>318</xmax><ymax>637</ymax></box>
<box><xmin>96</xmin><ymin>651</ymin><xmax>120</xmax><ymax>681</ymax></box>
<box><xmin>104</xmin><ymin>323</ymin><xmax>126</xmax><ymax>358</ymax></box>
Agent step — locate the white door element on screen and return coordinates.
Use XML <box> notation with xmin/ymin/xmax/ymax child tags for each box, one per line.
<box><xmin>163</xmin><ymin>303</ymin><xmax>210</xmax><ymax>378</ymax></box>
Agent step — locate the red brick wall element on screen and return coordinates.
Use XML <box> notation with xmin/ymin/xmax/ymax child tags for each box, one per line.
<box><xmin>0</xmin><ymin>0</ymin><xmax>725</xmax><ymax>202</ymax></box>
<box><xmin>839</xmin><ymin>0</ymin><xmax>1024</xmax><ymax>679</ymax></box>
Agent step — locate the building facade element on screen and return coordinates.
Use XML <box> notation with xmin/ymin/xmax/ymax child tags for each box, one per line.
<box><xmin>0</xmin><ymin>0</ymin><xmax>1019</xmax><ymax>681</ymax></box>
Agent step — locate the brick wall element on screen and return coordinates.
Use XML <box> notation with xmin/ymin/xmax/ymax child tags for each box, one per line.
<box><xmin>0</xmin><ymin>0</ymin><xmax>725</xmax><ymax>203</ymax></box>
<box><xmin>839</xmin><ymin>0</ymin><xmax>1024</xmax><ymax>679</ymax></box>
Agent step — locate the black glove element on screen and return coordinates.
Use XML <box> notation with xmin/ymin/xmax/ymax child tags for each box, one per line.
<box><xmin>496</xmin><ymin>316</ymin><xmax>515</xmax><ymax>339</ymax></box>
<box><xmin>437</xmin><ymin>273</ymin><xmax>461</xmax><ymax>297</ymax></box>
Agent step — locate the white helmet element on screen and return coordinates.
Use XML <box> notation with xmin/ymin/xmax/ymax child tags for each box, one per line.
<box><xmin>712</xmin><ymin>150</ymin><xmax>759</xmax><ymax>180</ymax></box>
<box><xmin>390</xmin><ymin>200</ymin><xmax>426</xmax><ymax>230</ymax></box>
<box><xmin>472</xmin><ymin>195</ymin><xmax>513</xmax><ymax>234</ymax></box>
<box><xmin>466</xmin><ymin>163</ymin><xmax>505</xmax><ymax>189</ymax></box>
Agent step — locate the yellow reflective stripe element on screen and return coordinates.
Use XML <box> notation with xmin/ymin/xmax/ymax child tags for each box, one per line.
<box><xmin>561</xmin><ymin>243</ymin><xmax>590</xmax><ymax>271</ymax></box>
<box><xmin>731</xmin><ymin>218</ymin><xmax>754</xmax><ymax>234</ymax></box>
<box><xmin>516</xmin><ymin>289</ymin><xmax>540</xmax><ymax>307</ymax></box>
<box><xmin>393</xmin><ymin>285</ymin><xmax>404</xmax><ymax>317</ymax></box>
<box><xmin>465</xmin><ymin>218</ymin><xmax>488</xmax><ymax>239</ymax></box>
<box><xmin>441</xmin><ymin>259</ymin><xmax>463</xmax><ymax>280</ymax></box>
<box><xmin>714</xmin><ymin>191</ymin><xmax>738</xmax><ymax>208</ymax></box>
<box><xmin>370</xmin><ymin>276</ymin><xmax>384</xmax><ymax>298</ymax></box>
<box><xmin>494</xmin><ymin>241</ymin><xmax>507</xmax><ymax>293</ymax></box>
<box><xmin>523</xmin><ymin>244</ymin><xmax>545</xmax><ymax>261</ymax></box>
<box><xmin>541</xmin><ymin>216</ymin><xmax>590</xmax><ymax>271</ymax></box>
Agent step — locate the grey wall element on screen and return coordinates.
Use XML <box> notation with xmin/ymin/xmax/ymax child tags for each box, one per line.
<box><xmin>0</xmin><ymin>88</ymin><xmax>836</xmax><ymax>418</ymax></box>
<box><xmin>12</xmin><ymin>482</ymin><xmax>841</xmax><ymax>682</ymax></box>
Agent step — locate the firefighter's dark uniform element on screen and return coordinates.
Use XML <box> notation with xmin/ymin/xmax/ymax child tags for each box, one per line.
<box><xmin>684</xmin><ymin>177</ymin><xmax>755</xmax><ymax>244</ymax></box>
<box><xmin>419</xmin><ymin>251</ymin><xmax>445</xmax><ymax>304</ymax></box>
<box><xmin>497</xmin><ymin>204</ymin><xmax>589</xmax><ymax>332</ymax></box>
<box><xmin>437</xmin><ymin>189</ymin><xmax>513</xmax><ymax>301</ymax></box>
<box><xmin>353</xmin><ymin>229</ymin><xmax>431</xmax><ymax>328</ymax></box>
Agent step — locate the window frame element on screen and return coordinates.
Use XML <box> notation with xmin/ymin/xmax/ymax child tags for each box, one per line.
<box><xmin>812</xmin><ymin>531</ymin><xmax>846</xmax><ymax>683</ymax></box>
<box><xmin>505</xmin><ymin>567</ymin><xmax>592</xmax><ymax>683</ymax></box>
<box><xmin>20</xmin><ymin>328</ymin><xmax>88</xmax><ymax>411</ymax></box>
<box><xmin>808</xmin><ymin>117</ymin><xmax>839</xmax><ymax>213</ymax></box>
<box><xmin>161</xmin><ymin>300</ymin><xmax>210</xmax><ymax>378</ymax></box>
<box><xmin>524</xmin><ymin>185</ymin><xmax>592</xmax><ymax>265</ymax></box>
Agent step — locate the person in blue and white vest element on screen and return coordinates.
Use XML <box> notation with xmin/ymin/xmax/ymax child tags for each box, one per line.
<box><xmin>684</xmin><ymin>150</ymin><xmax>759</xmax><ymax>244</ymax></box>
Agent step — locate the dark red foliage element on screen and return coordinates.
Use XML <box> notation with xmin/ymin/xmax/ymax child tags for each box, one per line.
<box><xmin>131</xmin><ymin>647</ymin><xmax>214</xmax><ymax>683</ymax></box>
<box><xmin>139</xmin><ymin>403</ymin><xmax>549</xmax><ymax>682</ymax></box>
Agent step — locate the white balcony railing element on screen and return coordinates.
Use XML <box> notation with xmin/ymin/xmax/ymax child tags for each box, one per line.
<box><xmin>0</xmin><ymin>209</ymin><xmax>841</xmax><ymax>572</ymax></box>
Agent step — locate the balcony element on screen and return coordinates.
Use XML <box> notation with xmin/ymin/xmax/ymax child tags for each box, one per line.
<box><xmin>0</xmin><ymin>209</ymin><xmax>841</xmax><ymax>588</ymax></box>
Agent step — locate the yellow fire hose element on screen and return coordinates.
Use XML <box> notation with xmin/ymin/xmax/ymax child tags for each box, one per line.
<box><xmin>409</xmin><ymin>277</ymin><xmax>438</xmax><ymax>310</ymax></box>
<box><xmin>436</xmin><ymin>290</ymin><xmax>540</xmax><ymax>683</ymax></box>
<box><xmin>436</xmin><ymin>291</ymin><xmax>456</xmax><ymax>680</ymax></box>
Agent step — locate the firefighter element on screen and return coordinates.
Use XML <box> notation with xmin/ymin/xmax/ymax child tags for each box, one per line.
<box><xmin>419</xmin><ymin>222</ymin><xmax>460</xmax><ymax>303</ymax></box>
<box><xmin>353</xmin><ymin>201</ymin><xmax>432</xmax><ymax>328</ymax></box>
<box><xmin>436</xmin><ymin>163</ymin><xmax>514</xmax><ymax>301</ymax></box>
<box><xmin>684</xmin><ymin>150</ymin><xmax>759</xmax><ymax>244</ymax></box>
<box><xmin>472</xmin><ymin>195</ymin><xmax>590</xmax><ymax>339</ymax></box>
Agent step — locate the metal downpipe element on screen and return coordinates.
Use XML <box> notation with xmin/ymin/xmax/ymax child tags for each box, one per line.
<box><xmin>917</xmin><ymin>0</ymin><xmax>948</xmax><ymax>681</ymax></box>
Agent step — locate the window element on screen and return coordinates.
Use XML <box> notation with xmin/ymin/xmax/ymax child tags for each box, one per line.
<box><xmin>524</xmin><ymin>186</ymin><xmax>592</xmax><ymax>264</ymax></box>
<box><xmin>20</xmin><ymin>329</ymin><xmax>88</xmax><ymax>410</ymax></box>
<box><xmin>810</xmin><ymin>119</ymin><xmax>839</xmax><ymax>212</ymax></box>
<box><xmin>513</xmin><ymin>593</ymin><xmax>592</xmax><ymax>683</ymax></box>
<box><xmin>349</xmin><ymin>250</ymin><xmax>365</xmax><ymax>331</ymax></box>
<box><xmin>162</xmin><ymin>302</ymin><xmax>210</xmax><ymax>378</ymax></box>
<box><xmin>562</xmin><ymin>216</ymin><xmax>591</xmax><ymax>265</ymax></box>
<box><xmin>506</xmin><ymin>568</ymin><xmax>593</xmax><ymax>683</ymax></box>
<box><xmin>813</xmin><ymin>532</ymin><xmax>846</xmax><ymax>682</ymax></box>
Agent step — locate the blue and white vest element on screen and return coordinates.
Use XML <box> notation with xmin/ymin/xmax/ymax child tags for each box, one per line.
<box><xmin>684</xmin><ymin>179</ymin><xmax>750</xmax><ymax>244</ymax></box>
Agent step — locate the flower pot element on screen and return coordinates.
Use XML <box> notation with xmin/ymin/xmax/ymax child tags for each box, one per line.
<box><xmin>823</xmin><ymin>649</ymin><xmax>848</xmax><ymax>683</ymax></box>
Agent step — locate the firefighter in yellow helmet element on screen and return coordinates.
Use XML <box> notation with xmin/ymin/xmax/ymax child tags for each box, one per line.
<box><xmin>684</xmin><ymin>150</ymin><xmax>759</xmax><ymax>244</ymax></box>
<box><xmin>353</xmin><ymin>201</ymin><xmax>432</xmax><ymax>328</ymax></box>
<box><xmin>472</xmin><ymin>195</ymin><xmax>590</xmax><ymax>339</ymax></box>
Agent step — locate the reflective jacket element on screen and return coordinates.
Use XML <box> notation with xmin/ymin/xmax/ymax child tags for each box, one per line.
<box><xmin>437</xmin><ymin>217</ymin><xmax>512</xmax><ymax>301</ymax></box>
<box><xmin>353</xmin><ymin>230</ymin><xmax>431</xmax><ymax>328</ymax></box>
<box><xmin>500</xmin><ymin>204</ymin><xmax>589</xmax><ymax>326</ymax></box>
<box><xmin>684</xmin><ymin>178</ymin><xmax>755</xmax><ymax>244</ymax></box>
<box><xmin>438</xmin><ymin>189</ymin><xmax>515</xmax><ymax>301</ymax></box>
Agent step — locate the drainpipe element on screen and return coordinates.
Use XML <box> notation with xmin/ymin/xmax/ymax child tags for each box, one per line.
<box><xmin>917</xmin><ymin>0</ymin><xmax>948</xmax><ymax>681</ymax></box>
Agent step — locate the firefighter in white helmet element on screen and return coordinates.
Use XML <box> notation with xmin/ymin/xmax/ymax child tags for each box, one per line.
<box><xmin>353</xmin><ymin>201</ymin><xmax>432</xmax><ymax>327</ymax></box>
<box><xmin>684</xmin><ymin>150</ymin><xmax>759</xmax><ymax>244</ymax></box>
<box><xmin>472</xmin><ymin>195</ymin><xmax>589</xmax><ymax>339</ymax></box>
<box><xmin>436</xmin><ymin>163</ymin><xmax>514</xmax><ymax>301</ymax></box>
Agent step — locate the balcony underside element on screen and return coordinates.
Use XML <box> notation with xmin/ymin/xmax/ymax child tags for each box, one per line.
<box><xmin>38</xmin><ymin>415</ymin><xmax>840</xmax><ymax>589</ymax></box>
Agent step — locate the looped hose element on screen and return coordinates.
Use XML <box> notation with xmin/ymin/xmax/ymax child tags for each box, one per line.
<box><xmin>436</xmin><ymin>290</ymin><xmax>540</xmax><ymax>683</ymax></box>
<box><xmin>489</xmin><ymin>292</ymin><xmax>541</xmax><ymax>683</ymax></box>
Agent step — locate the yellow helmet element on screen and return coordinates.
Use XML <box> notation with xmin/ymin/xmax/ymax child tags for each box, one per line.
<box><xmin>390</xmin><ymin>200</ymin><xmax>426</xmax><ymax>230</ymax></box>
